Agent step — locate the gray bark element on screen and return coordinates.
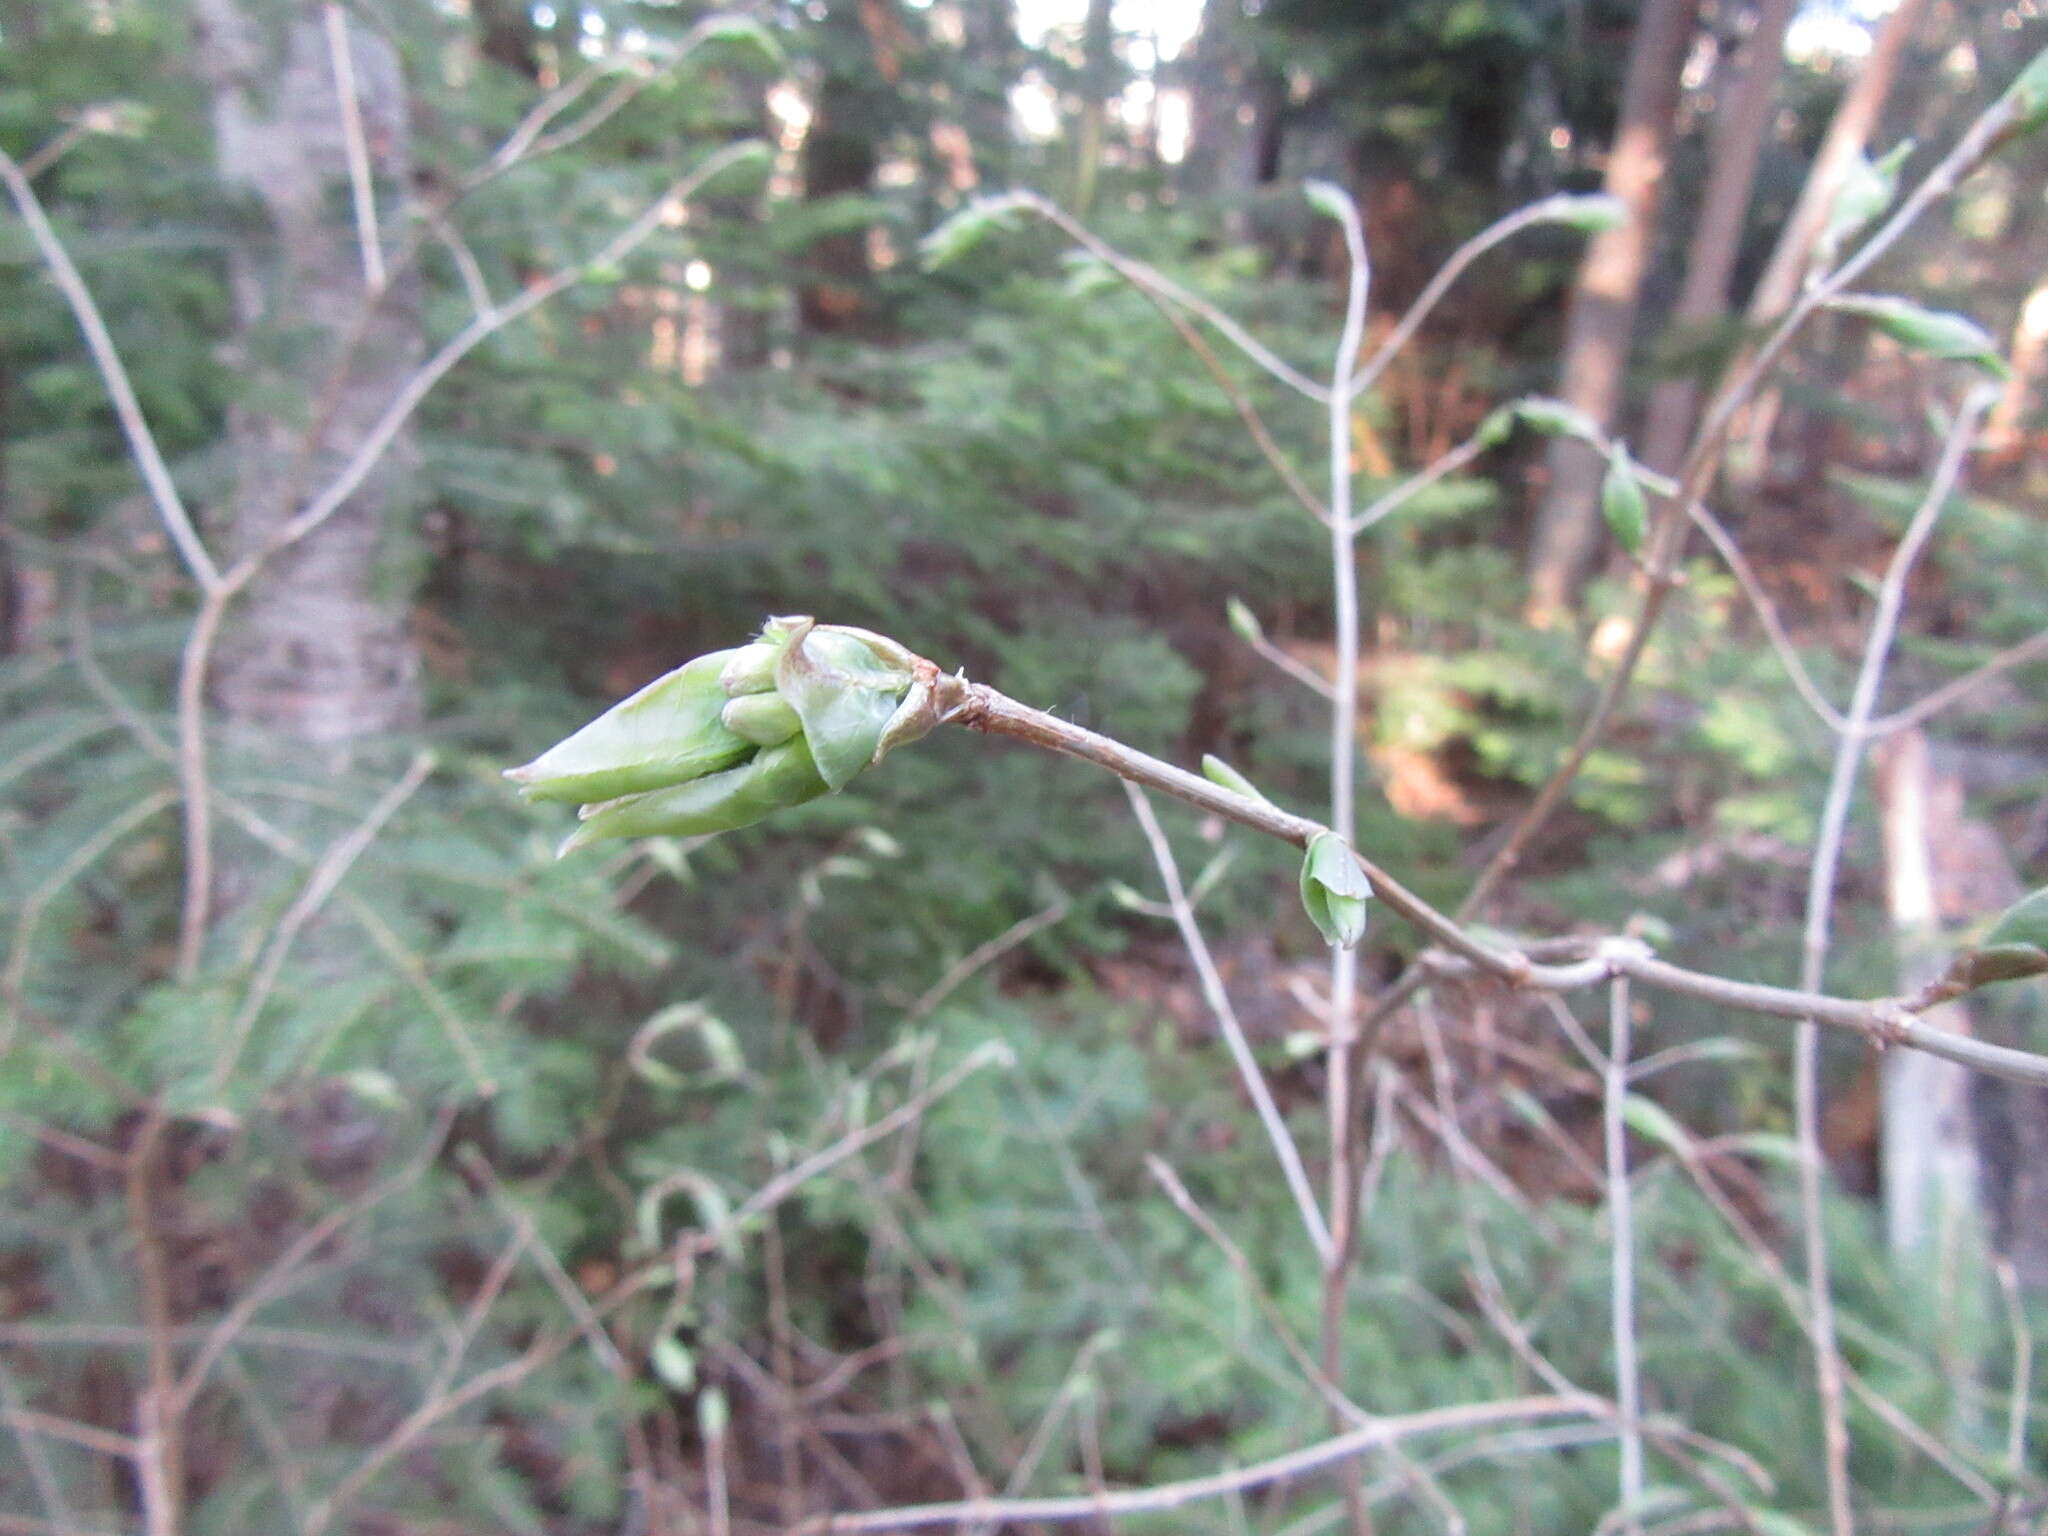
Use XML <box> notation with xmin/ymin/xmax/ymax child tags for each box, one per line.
<box><xmin>195</xmin><ymin>0</ymin><xmax>423</xmax><ymax>752</ymax></box>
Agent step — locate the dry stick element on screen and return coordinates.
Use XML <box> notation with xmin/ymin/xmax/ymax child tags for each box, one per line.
<box><xmin>1146</xmin><ymin>1154</ymin><xmax>1360</xmax><ymax>1422</ymax></box>
<box><xmin>1121</xmin><ymin>271</ymin><xmax>1332</xmax><ymax>525</ymax></box>
<box><xmin>1350</xmin><ymin>431</ymin><xmax>1488</xmax><ymax>538</ymax></box>
<box><xmin>949</xmin><ymin>683</ymin><xmax>2048</xmax><ymax>1089</ymax></box>
<box><xmin>323</xmin><ymin>2</ymin><xmax>385</xmax><ymax>293</ymax></box>
<box><xmin>127</xmin><ymin>1114</ymin><xmax>181</xmax><ymax>1536</ymax></box>
<box><xmin>1456</xmin><ymin>76</ymin><xmax>2031</xmax><ymax>925</ymax></box>
<box><xmin>1795</xmin><ymin>387</ymin><xmax>1995</xmax><ymax>1536</ymax></box>
<box><xmin>792</xmin><ymin>1396</ymin><xmax>1590</xmax><ymax>1534</ymax></box>
<box><xmin>1606</xmin><ymin>978</ymin><xmax>1644</xmax><ymax>1536</ymax></box>
<box><xmin>1125</xmin><ymin>785</ymin><xmax>1332</xmax><ymax>1259</ymax></box>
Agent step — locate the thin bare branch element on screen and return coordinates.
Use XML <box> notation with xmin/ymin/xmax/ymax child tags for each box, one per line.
<box><xmin>0</xmin><ymin>149</ymin><xmax>220</xmax><ymax>590</ymax></box>
<box><xmin>1606</xmin><ymin>978</ymin><xmax>1644</xmax><ymax>1534</ymax></box>
<box><xmin>1126</xmin><ymin>784</ymin><xmax>1333</xmax><ymax>1260</ymax></box>
<box><xmin>790</xmin><ymin>1396</ymin><xmax>1591</xmax><ymax>1533</ymax></box>
<box><xmin>323</xmin><ymin>3</ymin><xmax>386</xmax><ymax>292</ymax></box>
<box><xmin>1794</xmin><ymin>386</ymin><xmax>1993</xmax><ymax>1536</ymax></box>
<box><xmin>1016</xmin><ymin>193</ymin><xmax>1331</xmax><ymax>402</ymax></box>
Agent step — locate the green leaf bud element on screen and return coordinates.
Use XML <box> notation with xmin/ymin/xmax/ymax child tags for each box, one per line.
<box><xmin>1601</xmin><ymin>443</ymin><xmax>1649</xmax><ymax>557</ymax></box>
<box><xmin>1299</xmin><ymin>831</ymin><xmax>1372</xmax><ymax>948</ymax></box>
<box><xmin>1828</xmin><ymin>294</ymin><xmax>2010</xmax><ymax>378</ymax></box>
<box><xmin>517</xmin><ymin>616</ymin><xmax>941</xmax><ymax>854</ymax></box>
<box><xmin>1225</xmin><ymin>595</ymin><xmax>1264</xmax><ymax>644</ymax></box>
<box><xmin>1201</xmin><ymin>754</ymin><xmax>1273</xmax><ymax>806</ymax></box>
<box><xmin>720</xmin><ymin>691</ymin><xmax>802</xmax><ymax>747</ymax></box>
<box><xmin>1539</xmin><ymin>193</ymin><xmax>1628</xmax><ymax>234</ymax></box>
<box><xmin>1510</xmin><ymin>396</ymin><xmax>1602</xmax><ymax>442</ymax></box>
<box><xmin>503</xmin><ymin>650</ymin><xmax>753</xmax><ymax>805</ymax></box>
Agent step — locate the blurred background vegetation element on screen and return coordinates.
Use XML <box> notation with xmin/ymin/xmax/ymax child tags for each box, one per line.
<box><xmin>2</xmin><ymin>0</ymin><xmax>2046</xmax><ymax>1531</ymax></box>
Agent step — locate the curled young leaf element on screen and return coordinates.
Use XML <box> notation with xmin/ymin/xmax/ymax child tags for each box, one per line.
<box><xmin>1298</xmin><ymin>831</ymin><xmax>1371</xmax><ymax>948</ymax></box>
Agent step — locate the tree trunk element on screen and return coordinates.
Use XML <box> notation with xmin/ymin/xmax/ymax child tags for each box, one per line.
<box><xmin>1523</xmin><ymin>0</ymin><xmax>1701</xmax><ymax>623</ymax></box>
<box><xmin>958</xmin><ymin>0</ymin><xmax>1019</xmax><ymax>190</ymax></box>
<box><xmin>1984</xmin><ymin>277</ymin><xmax>2048</xmax><ymax>468</ymax></box>
<box><xmin>1877</xmin><ymin>733</ymin><xmax>2048</xmax><ymax>1287</ymax></box>
<box><xmin>1875</xmin><ymin>732</ymin><xmax>1981</xmax><ymax>1261</ymax></box>
<box><xmin>196</xmin><ymin>0</ymin><xmax>423</xmax><ymax>751</ymax></box>
<box><xmin>1638</xmin><ymin>0</ymin><xmax>1798</xmax><ymax>479</ymax></box>
<box><xmin>798</xmin><ymin>0</ymin><xmax>893</xmax><ymax>335</ymax></box>
<box><xmin>1728</xmin><ymin>0</ymin><xmax>1928</xmax><ymax>487</ymax></box>
<box><xmin>473</xmin><ymin>0</ymin><xmax>542</xmax><ymax>80</ymax></box>
<box><xmin>1071</xmin><ymin>0</ymin><xmax>1117</xmax><ymax>215</ymax></box>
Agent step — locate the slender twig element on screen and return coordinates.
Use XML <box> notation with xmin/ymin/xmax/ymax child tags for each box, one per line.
<box><xmin>1346</xmin><ymin>194</ymin><xmax>1609</xmax><ymax>405</ymax></box>
<box><xmin>1456</xmin><ymin>77</ymin><xmax>2030</xmax><ymax>923</ymax></box>
<box><xmin>791</xmin><ymin>1396</ymin><xmax>1591</xmax><ymax>1533</ymax></box>
<box><xmin>1995</xmin><ymin>1259</ymin><xmax>2033</xmax><ymax>1480</ymax></box>
<box><xmin>0</xmin><ymin>149</ymin><xmax>220</xmax><ymax>591</ymax></box>
<box><xmin>209</xmin><ymin>750</ymin><xmax>435</xmax><ymax>1088</ymax></box>
<box><xmin>226</xmin><ymin>138</ymin><xmax>764</xmax><ymax>583</ymax></box>
<box><xmin>1125</xmin><ymin>271</ymin><xmax>1331</xmax><ymax>524</ymax></box>
<box><xmin>906</xmin><ymin>895</ymin><xmax>1073</xmax><ymax>1022</ymax></box>
<box><xmin>1242</xmin><ymin>628</ymin><xmax>1340</xmax><ymax>700</ymax></box>
<box><xmin>1350</xmin><ymin>430</ymin><xmax>1488</xmax><ymax>538</ymax></box>
<box><xmin>1127</xmin><ymin>785</ymin><xmax>1333</xmax><ymax>1259</ymax></box>
<box><xmin>175</xmin><ymin>1108</ymin><xmax>456</xmax><ymax>1407</ymax></box>
<box><xmin>1684</xmin><ymin>498</ymin><xmax>1849</xmax><ymax>731</ymax></box>
<box><xmin>1146</xmin><ymin>1155</ymin><xmax>1359</xmax><ymax>1419</ymax></box>
<box><xmin>1795</xmin><ymin>387</ymin><xmax>1992</xmax><ymax>1536</ymax></box>
<box><xmin>323</xmin><ymin>2</ymin><xmax>386</xmax><ymax>292</ymax></box>
<box><xmin>946</xmin><ymin>680</ymin><xmax>2048</xmax><ymax>1089</ymax></box>
<box><xmin>1606</xmin><ymin>978</ymin><xmax>1644</xmax><ymax>1535</ymax></box>
<box><xmin>0</xmin><ymin>1405</ymin><xmax>141</xmax><ymax>1461</ymax></box>
<box><xmin>1868</xmin><ymin>625</ymin><xmax>2048</xmax><ymax>736</ymax></box>
<box><xmin>1015</xmin><ymin>193</ymin><xmax>1330</xmax><ymax>402</ymax></box>
<box><xmin>0</xmin><ymin>1363</ymin><xmax>79</xmax><ymax>1535</ymax></box>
